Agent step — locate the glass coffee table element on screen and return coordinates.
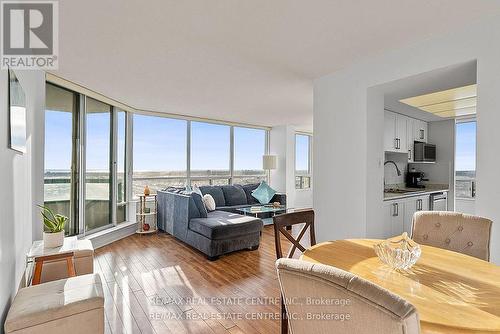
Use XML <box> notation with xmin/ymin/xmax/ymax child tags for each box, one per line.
<box><xmin>236</xmin><ymin>205</ymin><xmax>290</xmax><ymax>225</ymax></box>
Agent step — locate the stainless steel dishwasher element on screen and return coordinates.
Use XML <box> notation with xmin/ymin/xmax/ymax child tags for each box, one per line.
<box><xmin>430</xmin><ymin>192</ymin><xmax>448</xmax><ymax>211</ymax></box>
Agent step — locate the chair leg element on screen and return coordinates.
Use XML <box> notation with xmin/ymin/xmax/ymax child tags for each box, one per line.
<box><xmin>281</xmin><ymin>297</ymin><xmax>288</xmax><ymax>334</ymax></box>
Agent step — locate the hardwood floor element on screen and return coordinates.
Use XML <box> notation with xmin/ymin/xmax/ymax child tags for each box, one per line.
<box><xmin>95</xmin><ymin>225</ymin><xmax>301</xmax><ymax>334</ymax></box>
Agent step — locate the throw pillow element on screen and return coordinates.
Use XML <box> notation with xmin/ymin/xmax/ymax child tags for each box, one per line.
<box><xmin>191</xmin><ymin>193</ymin><xmax>208</xmax><ymax>218</ymax></box>
<box><xmin>251</xmin><ymin>181</ymin><xmax>277</xmax><ymax>204</ymax></box>
<box><xmin>193</xmin><ymin>185</ymin><xmax>203</xmax><ymax>196</ymax></box>
<box><xmin>203</xmin><ymin>194</ymin><xmax>216</xmax><ymax>212</ymax></box>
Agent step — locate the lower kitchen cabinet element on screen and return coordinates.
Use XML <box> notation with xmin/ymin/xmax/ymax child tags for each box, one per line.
<box><xmin>383</xmin><ymin>200</ymin><xmax>404</xmax><ymax>237</ymax></box>
<box><xmin>403</xmin><ymin>195</ymin><xmax>429</xmax><ymax>235</ymax></box>
<box><xmin>383</xmin><ymin>195</ymin><xmax>430</xmax><ymax>238</ymax></box>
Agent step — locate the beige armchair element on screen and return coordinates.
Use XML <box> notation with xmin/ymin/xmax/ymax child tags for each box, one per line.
<box><xmin>276</xmin><ymin>258</ymin><xmax>420</xmax><ymax>334</ymax></box>
<box><xmin>411</xmin><ymin>211</ymin><xmax>492</xmax><ymax>261</ymax></box>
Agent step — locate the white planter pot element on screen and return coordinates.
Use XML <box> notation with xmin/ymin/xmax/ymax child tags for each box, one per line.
<box><xmin>43</xmin><ymin>231</ymin><xmax>64</xmax><ymax>248</ymax></box>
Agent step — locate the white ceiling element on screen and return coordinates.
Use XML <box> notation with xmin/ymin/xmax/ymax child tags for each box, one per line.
<box><xmin>384</xmin><ymin>61</ymin><xmax>477</xmax><ymax>121</ymax></box>
<box><xmin>52</xmin><ymin>0</ymin><xmax>500</xmax><ymax>131</ymax></box>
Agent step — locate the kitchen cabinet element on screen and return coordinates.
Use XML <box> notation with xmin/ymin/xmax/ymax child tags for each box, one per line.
<box><xmin>403</xmin><ymin>195</ymin><xmax>430</xmax><ymax>235</ymax></box>
<box><xmin>414</xmin><ymin>120</ymin><xmax>428</xmax><ymax>143</ymax></box>
<box><xmin>384</xmin><ymin>111</ymin><xmax>428</xmax><ymax>155</ymax></box>
<box><xmin>384</xmin><ymin>111</ymin><xmax>407</xmax><ymax>153</ymax></box>
<box><xmin>383</xmin><ymin>200</ymin><xmax>404</xmax><ymax>237</ymax></box>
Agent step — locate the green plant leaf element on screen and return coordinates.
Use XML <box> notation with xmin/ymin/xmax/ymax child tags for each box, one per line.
<box><xmin>38</xmin><ymin>204</ymin><xmax>67</xmax><ymax>233</ymax></box>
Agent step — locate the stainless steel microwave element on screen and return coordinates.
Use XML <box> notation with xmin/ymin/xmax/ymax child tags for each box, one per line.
<box><xmin>414</xmin><ymin>142</ymin><xmax>436</xmax><ymax>162</ymax></box>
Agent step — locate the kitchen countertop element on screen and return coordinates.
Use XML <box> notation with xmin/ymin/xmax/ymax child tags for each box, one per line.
<box><xmin>383</xmin><ymin>184</ymin><xmax>449</xmax><ymax>201</ymax></box>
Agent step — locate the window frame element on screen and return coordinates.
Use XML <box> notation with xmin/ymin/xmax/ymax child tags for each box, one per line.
<box><xmin>44</xmin><ymin>81</ymin><xmax>130</xmax><ymax>237</ymax></box>
<box><xmin>455</xmin><ymin>117</ymin><xmax>476</xmax><ymax>200</ymax></box>
<box><xmin>130</xmin><ymin>111</ymin><xmax>270</xmax><ymax>198</ymax></box>
<box><xmin>295</xmin><ymin>133</ymin><xmax>313</xmax><ymax>190</ymax></box>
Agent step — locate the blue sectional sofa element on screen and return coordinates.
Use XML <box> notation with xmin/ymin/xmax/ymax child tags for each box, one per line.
<box><xmin>157</xmin><ymin>184</ymin><xmax>286</xmax><ymax>260</ymax></box>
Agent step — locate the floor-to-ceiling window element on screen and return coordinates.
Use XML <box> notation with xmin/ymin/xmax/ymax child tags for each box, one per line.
<box><xmin>45</xmin><ymin>80</ymin><xmax>270</xmax><ymax>235</ymax></box>
<box><xmin>44</xmin><ymin>83</ymin><xmax>128</xmax><ymax>236</ymax></box>
<box><xmin>44</xmin><ymin>83</ymin><xmax>79</xmax><ymax>235</ymax></box>
<box><xmin>295</xmin><ymin>133</ymin><xmax>312</xmax><ymax>189</ymax></box>
<box><xmin>455</xmin><ymin>120</ymin><xmax>476</xmax><ymax>214</ymax></box>
<box><xmin>85</xmin><ymin>98</ymin><xmax>112</xmax><ymax>232</ymax></box>
<box><xmin>132</xmin><ymin>114</ymin><xmax>187</xmax><ymax>196</ymax></box>
<box><xmin>233</xmin><ymin>126</ymin><xmax>267</xmax><ymax>184</ymax></box>
<box><xmin>190</xmin><ymin>122</ymin><xmax>231</xmax><ymax>186</ymax></box>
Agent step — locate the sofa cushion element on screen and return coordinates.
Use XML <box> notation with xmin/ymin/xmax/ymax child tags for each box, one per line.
<box><xmin>241</xmin><ymin>183</ymin><xmax>260</xmax><ymax>205</ymax></box>
<box><xmin>188</xmin><ymin>195</ymin><xmax>201</xmax><ymax>219</ymax></box>
<box><xmin>191</xmin><ymin>193</ymin><xmax>207</xmax><ymax>218</ymax></box>
<box><xmin>251</xmin><ymin>181</ymin><xmax>277</xmax><ymax>204</ymax></box>
<box><xmin>189</xmin><ymin>211</ymin><xmax>263</xmax><ymax>240</ymax></box>
<box><xmin>221</xmin><ymin>185</ymin><xmax>248</xmax><ymax>206</ymax></box>
<box><xmin>199</xmin><ymin>186</ymin><xmax>226</xmax><ymax>207</ymax></box>
<box><xmin>5</xmin><ymin>274</ymin><xmax>104</xmax><ymax>333</ymax></box>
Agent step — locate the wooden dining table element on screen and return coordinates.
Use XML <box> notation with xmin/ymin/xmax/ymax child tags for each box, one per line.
<box><xmin>300</xmin><ymin>239</ymin><xmax>500</xmax><ymax>334</ymax></box>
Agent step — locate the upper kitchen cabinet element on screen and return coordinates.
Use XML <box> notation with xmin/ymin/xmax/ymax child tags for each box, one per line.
<box><xmin>384</xmin><ymin>110</ymin><xmax>428</xmax><ymax>159</ymax></box>
<box><xmin>384</xmin><ymin>110</ymin><xmax>407</xmax><ymax>153</ymax></box>
<box><xmin>414</xmin><ymin>119</ymin><xmax>428</xmax><ymax>143</ymax></box>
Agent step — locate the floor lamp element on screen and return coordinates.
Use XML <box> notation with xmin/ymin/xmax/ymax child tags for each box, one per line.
<box><xmin>263</xmin><ymin>155</ymin><xmax>277</xmax><ymax>185</ymax></box>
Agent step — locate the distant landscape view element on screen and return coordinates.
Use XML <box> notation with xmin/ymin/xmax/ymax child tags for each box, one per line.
<box><xmin>44</xmin><ymin>169</ymin><xmax>267</xmax><ymax>203</ymax></box>
<box><xmin>455</xmin><ymin>121</ymin><xmax>476</xmax><ymax>199</ymax></box>
<box><xmin>455</xmin><ymin>170</ymin><xmax>475</xmax><ymax>199</ymax></box>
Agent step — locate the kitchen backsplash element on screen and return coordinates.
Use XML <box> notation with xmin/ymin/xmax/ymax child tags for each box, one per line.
<box><xmin>384</xmin><ymin>152</ymin><xmax>408</xmax><ymax>186</ymax></box>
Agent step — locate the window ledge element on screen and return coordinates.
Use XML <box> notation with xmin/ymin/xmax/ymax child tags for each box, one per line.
<box><xmin>84</xmin><ymin>221</ymin><xmax>137</xmax><ymax>249</ymax></box>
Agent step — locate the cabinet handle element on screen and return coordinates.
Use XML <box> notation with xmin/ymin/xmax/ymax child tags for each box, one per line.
<box><xmin>408</xmin><ymin>149</ymin><xmax>411</xmax><ymax>160</ymax></box>
<box><xmin>420</xmin><ymin>129</ymin><xmax>424</xmax><ymax>139</ymax></box>
<box><xmin>393</xmin><ymin>203</ymin><xmax>399</xmax><ymax>216</ymax></box>
<box><xmin>394</xmin><ymin>138</ymin><xmax>398</xmax><ymax>149</ymax></box>
<box><xmin>397</xmin><ymin>138</ymin><xmax>400</xmax><ymax>149</ymax></box>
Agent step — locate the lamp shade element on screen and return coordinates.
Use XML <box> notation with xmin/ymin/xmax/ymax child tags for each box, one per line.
<box><xmin>262</xmin><ymin>155</ymin><xmax>277</xmax><ymax>170</ymax></box>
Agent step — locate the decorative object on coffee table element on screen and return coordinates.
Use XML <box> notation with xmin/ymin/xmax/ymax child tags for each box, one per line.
<box><xmin>38</xmin><ymin>205</ymin><xmax>67</xmax><ymax>248</ymax></box>
<box><xmin>237</xmin><ymin>205</ymin><xmax>290</xmax><ymax>226</ymax></box>
<box><xmin>136</xmin><ymin>194</ymin><xmax>158</xmax><ymax>234</ymax></box>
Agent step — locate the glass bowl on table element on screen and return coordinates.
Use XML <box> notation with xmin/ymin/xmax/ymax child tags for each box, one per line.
<box><xmin>374</xmin><ymin>232</ymin><xmax>421</xmax><ymax>270</ymax></box>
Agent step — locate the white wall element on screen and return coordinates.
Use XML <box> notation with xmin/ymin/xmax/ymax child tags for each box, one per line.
<box><xmin>384</xmin><ymin>152</ymin><xmax>407</xmax><ymax>186</ymax></box>
<box><xmin>314</xmin><ymin>15</ymin><xmax>500</xmax><ymax>263</ymax></box>
<box><xmin>0</xmin><ymin>70</ymin><xmax>45</xmax><ymax>329</ymax></box>
<box><xmin>270</xmin><ymin>125</ymin><xmax>313</xmax><ymax>209</ymax></box>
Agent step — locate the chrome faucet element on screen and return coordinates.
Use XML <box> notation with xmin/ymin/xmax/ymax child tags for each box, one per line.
<box><xmin>384</xmin><ymin>160</ymin><xmax>401</xmax><ymax>176</ymax></box>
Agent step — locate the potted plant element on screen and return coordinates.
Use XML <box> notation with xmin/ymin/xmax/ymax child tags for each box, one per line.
<box><xmin>38</xmin><ymin>205</ymin><xmax>67</xmax><ymax>248</ymax></box>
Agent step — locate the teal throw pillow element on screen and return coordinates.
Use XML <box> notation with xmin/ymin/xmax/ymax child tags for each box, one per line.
<box><xmin>251</xmin><ymin>181</ymin><xmax>276</xmax><ymax>204</ymax></box>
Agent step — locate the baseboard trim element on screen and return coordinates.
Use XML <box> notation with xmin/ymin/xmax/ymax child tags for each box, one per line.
<box><xmin>85</xmin><ymin>221</ymin><xmax>136</xmax><ymax>249</ymax></box>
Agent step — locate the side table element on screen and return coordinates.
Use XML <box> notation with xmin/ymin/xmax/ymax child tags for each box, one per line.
<box><xmin>25</xmin><ymin>236</ymin><xmax>94</xmax><ymax>286</ymax></box>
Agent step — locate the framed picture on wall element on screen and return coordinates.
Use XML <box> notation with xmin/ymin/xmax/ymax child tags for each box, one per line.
<box><xmin>8</xmin><ymin>69</ymin><xmax>27</xmax><ymax>153</ymax></box>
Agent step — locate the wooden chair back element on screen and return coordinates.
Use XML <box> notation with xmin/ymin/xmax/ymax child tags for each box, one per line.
<box><xmin>273</xmin><ymin>209</ymin><xmax>316</xmax><ymax>259</ymax></box>
<box><xmin>32</xmin><ymin>252</ymin><xmax>76</xmax><ymax>285</ymax></box>
<box><xmin>273</xmin><ymin>209</ymin><xmax>316</xmax><ymax>334</ymax></box>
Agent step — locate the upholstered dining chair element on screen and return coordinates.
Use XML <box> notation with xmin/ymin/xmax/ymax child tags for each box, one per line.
<box><xmin>273</xmin><ymin>209</ymin><xmax>316</xmax><ymax>334</ymax></box>
<box><xmin>276</xmin><ymin>258</ymin><xmax>420</xmax><ymax>334</ymax></box>
<box><xmin>412</xmin><ymin>211</ymin><xmax>492</xmax><ymax>261</ymax></box>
